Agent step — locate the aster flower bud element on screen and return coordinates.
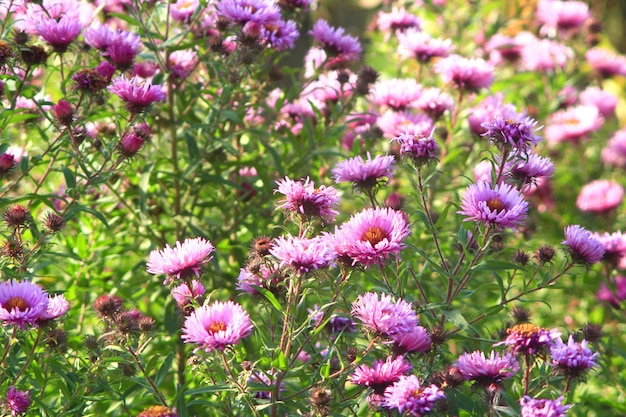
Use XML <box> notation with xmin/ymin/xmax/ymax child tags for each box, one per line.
<box><xmin>84</xmin><ymin>334</ymin><xmax>100</xmax><ymax>351</ymax></box>
<box><xmin>535</xmin><ymin>244</ymin><xmax>556</xmax><ymax>264</ymax></box>
<box><xmin>513</xmin><ymin>250</ymin><xmax>530</xmax><ymax>266</ymax></box>
<box><xmin>310</xmin><ymin>388</ymin><xmax>331</xmax><ymax>414</ymax></box>
<box><xmin>4</xmin><ymin>205</ymin><xmax>30</xmax><ymax>228</ymax></box>
<box><xmin>13</xmin><ymin>30</ymin><xmax>29</xmax><ymax>45</ymax></box>
<box><xmin>46</xmin><ymin>328</ymin><xmax>68</xmax><ymax>351</ymax></box>
<box><xmin>53</xmin><ymin>100</ymin><xmax>75</xmax><ymax>126</ymax></box>
<box><xmin>20</xmin><ymin>44</ymin><xmax>48</xmax><ymax>67</ymax></box>
<box><xmin>93</xmin><ymin>294</ymin><xmax>124</xmax><ymax>318</ymax></box>
<box><xmin>118</xmin><ymin>132</ymin><xmax>144</xmax><ymax>158</ymax></box>
<box><xmin>2</xmin><ymin>238</ymin><xmax>23</xmax><ymax>260</ymax></box>
<box><xmin>119</xmin><ymin>362</ymin><xmax>137</xmax><ymax>377</ymax></box>
<box><xmin>43</xmin><ymin>211</ymin><xmax>66</xmax><ymax>232</ymax></box>
<box><xmin>511</xmin><ymin>305</ymin><xmax>531</xmax><ymax>324</ymax></box>
<box><xmin>251</xmin><ymin>236</ymin><xmax>272</xmax><ymax>257</ymax></box>
<box><xmin>138</xmin><ymin>315</ymin><xmax>155</xmax><ymax>332</ymax></box>
<box><xmin>0</xmin><ymin>41</ymin><xmax>15</xmax><ymax>67</ymax></box>
<box><xmin>355</xmin><ymin>65</ymin><xmax>379</xmax><ymax>95</ymax></box>
<box><xmin>580</xmin><ymin>322</ymin><xmax>603</xmax><ymax>343</ymax></box>
<box><xmin>385</xmin><ymin>192</ymin><xmax>403</xmax><ymax>210</ymax></box>
<box><xmin>72</xmin><ymin>68</ymin><xmax>108</xmax><ymax>94</ymax></box>
<box><xmin>0</xmin><ymin>152</ymin><xmax>16</xmax><ymax>176</ymax></box>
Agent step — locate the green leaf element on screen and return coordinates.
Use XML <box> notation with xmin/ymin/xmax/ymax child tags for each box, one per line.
<box><xmin>442</xmin><ymin>309</ymin><xmax>469</xmax><ymax>331</ymax></box>
<box><xmin>256</xmin><ymin>286</ymin><xmax>283</xmax><ymax>312</ymax></box>
<box><xmin>471</xmin><ymin>259</ymin><xmax>520</xmax><ymax>272</ymax></box>
<box><xmin>155</xmin><ymin>351</ymin><xmax>175</xmax><ymax>386</ymax></box>
<box><xmin>62</xmin><ymin>166</ymin><xmax>76</xmax><ymax>189</ymax></box>
<box><xmin>272</xmin><ymin>350</ymin><xmax>288</xmax><ymax>371</ymax></box>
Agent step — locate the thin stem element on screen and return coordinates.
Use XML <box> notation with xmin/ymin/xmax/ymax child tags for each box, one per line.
<box><xmin>0</xmin><ymin>327</ymin><xmax>17</xmax><ymax>370</ymax></box>
<box><xmin>220</xmin><ymin>350</ymin><xmax>260</xmax><ymax>417</ymax></box>
<box><xmin>11</xmin><ymin>327</ymin><xmax>43</xmax><ymax>385</ymax></box>
<box><xmin>126</xmin><ymin>344</ymin><xmax>169</xmax><ymax>407</ymax></box>
<box><xmin>417</xmin><ymin>166</ymin><xmax>449</xmax><ymax>273</ymax></box>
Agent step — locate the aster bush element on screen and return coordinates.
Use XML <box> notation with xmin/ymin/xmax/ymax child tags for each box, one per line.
<box><xmin>1</xmin><ymin>0</ymin><xmax>626</xmax><ymax>416</ymax></box>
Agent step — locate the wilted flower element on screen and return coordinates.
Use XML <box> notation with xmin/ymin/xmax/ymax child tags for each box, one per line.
<box><xmin>383</xmin><ymin>375</ymin><xmax>445</xmax><ymax>416</ymax></box>
<box><xmin>146</xmin><ymin>237</ymin><xmax>215</xmax><ymax>284</ymax></box>
<box><xmin>181</xmin><ymin>300</ymin><xmax>253</xmax><ymax>352</ymax></box>
<box><xmin>137</xmin><ymin>405</ymin><xmax>179</xmax><ymax>417</ymax></box>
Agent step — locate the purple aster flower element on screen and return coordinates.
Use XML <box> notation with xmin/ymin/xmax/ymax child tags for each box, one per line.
<box><xmin>562</xmin><ymin>225</ymin><xmax>605</xmax><ymax>265</ymax></box>
<box><xmin>328</xmin><ymin>315</ymin><xmax>357</xmax><ymax>333</ymax></box>
<box><xmin>576</xmin><ymin>180</ymin><xmax>624</xmax><ymax>214</ymax></box>
<box><xmin>434</xmin><ymin>55</ymin><xmax>494</xmax><ymax>92</ymax></box>
<box><xmin>236</xmin><ymin>264</ymin><xmax>277</xmax><ymax>295</ymax></box>
<box><xmin>550</xmin><ymin>335</ymin><xmax>598</xmax><ymax>378</ymax></box>
<box><xmin>351</xmin><ymin>292</ymin><xmax>418</xmax><ymax>336</ymax></box>
<box><xmin>392</xmin><ymin>128</ymin><xmax>439</xmax><ymax>166</ymax></box>
<box><xmin>4</xmin><ymin>386</ymin><xmax>30</xmax><ymax>416</ymax></box>
<box><xmin>520</xmin><ymin>396</ymin><xmax>572</xmax><ymax>417</ymax></box>
<box><xmin>536</xmin><ymin>0</ymin><xmax>589</xmax><ymax>34</ymax></box>
<box><xmin>262</xmin><ymin>19</ymin><xmax>299</xmax><ymax>51</ymax></box>
<box><xmin>168</xmin><ymin>49</ymin><xmax>198</xmax><ymax>80</ymax></box>
<box><xmin>377</xmin><ymin>109</ymin><xmax>434</xmax><ymax>139</ymax></box>
<box><xmin>269</xmin><ymin>235</ymin><xmax>336</xmax><ymax>275</ymax></box>
<box><xmin>217</xmin><ymin>0</ymin><xmax>281</xmax><ymax>25</ymax></box>
<box><xmin>274</xmin><ymin>176</ymin><xmax>340</xmax><ymax>223</ymax></box>
<box><xmin>248</xmin><ymin>371</ymin><xmax>285</xmax><ymax>400</ymax></box>
<box><xmin>481</xmin><ymin>116</ymin><xmax>541</xmax><ymax>154</ymax></box>
<box><xmin>458</xmin><ymin>182</ymin><xmax>528</xmax><ymax>230</ymax></box>
<box><xmin>414</xmin><ymin>87</ymin><xmax>454</xmax><ymax>120</ymax></box>
<box><xmin>579</xmin><ymin>86</ymin><xmax>617</xmax><ymax>117</ymax></box>
<box><xmin>83</xmin><ymin>24</ymin><xmax>118</xmax><ymax>51</ymax></box>
<box><xmin>498</xmin><ymin>323</ymin><xmax>561</xmax><ymax>355</ymax></box>
<box><xmin>146</xmin><ymin>237</ymin><xmax>215</xmax><ymax>284</ymax></box>
<box><xmin>0</xmin><ymin>280</ymin><xmax>49</xmax><ymax>329</ymax></box>
<box><xmin>309</xmin><ymin>19</ymin><xmax>362</xmax><ymax>64</ymax></box>
<box><xmin>376</xmin><ymin>7</ymin><xmax>421</xmax><ymax>34</ymax></box>
<box><xmin>592</xmin><ymin>231</ymin><xmax>626</xmax><ymax>267</ymax></box>
<box><xmin>391</xmin><ymin>325</ymin><xmax>432</xmax><ymax>354</ymax></box>
<box><xmin>369</xmin><ymin>78</ymin><xmax>422</xmax><ymax>111</ymax></box>
<box><xmin>332</xmin><ymin>207</ymin><xmax>410</xmax><ymax>267</ymax></box>
<box><xmin>520</xmin><ymin>37</ymin><xmax>573</xmax><ymax>72</ymax></box>
<box><xmin>181</xmin><ymin>300</ymin><xmax>253</xmax><ymax>352</ymax></box>
<box><xmin>397</xmin><ymin>28</ymin><xmax>453</xmax><ymax>63</ymax></box>
<box><xmin>586</xmin><ymin>47</ymin><xmax>626</xmax><ymax>78</ymax></box>
<box><xmin>507</xmin><ymin>153</ymin><xmax>554</xmax><ymax>190</ymax></box>
<box><xmin>455</xmin><ymin>350</ymin><xmax>520</xmax><ymax>386</ymax></box>
<box><xmin>545</xmin><ymin>105</ymin><xmax>603</xmax><ymax>145</ymax></box>
<box><xmin>332</xmin><ymin>153</ymin><xmax>395</xmax><ymax>190</ymax></box>
<box><xmin>104</xmin><ymin>34</ymin><xmax>144</xmax><ymax>71</ymax></box>
<box><xmin>108</xmin><ymin>76</ymin><xmax>166</xmax><ymax>114</ymax></box>
<box><xmin>171</xmin><ymin>280</ymin><xmax>206</xmax><ymax>313</ymax></box>
<box><xmin>37</xmin><ymin>294</ymin><xmax>69</xmax><ymax>323</ymax></box>
<box><xmin>467</xmin><ymin>94</ymin><xmax>521</xmax><ymax>136</ymax></box>
<box><xmin>36</xmin><ymin>16</ymin><xmax>82</xmax><ymax>53</ymax></box>
<box><xmin>349</xmin><ymin>355</ymin><xmax>413</xmax><ymax>394</ymax></box>
<box><xmin>383</xmin><ymin>375</ymin><xmax>445</xmax><ymax>416</ymax></box>
<box><xmin>485</xmin><ymin>33</ymin><xmax>525</xmax><ymax>65</ymax></box>
<box><xmin>597</xmin><ymin>276</ymin><xmax>626</xmax><ymax>308</ymax></box>
<box><xmin>602</xmin><ymin>129</ymin><xmax>626</xmax><ymax>168</ymax></box>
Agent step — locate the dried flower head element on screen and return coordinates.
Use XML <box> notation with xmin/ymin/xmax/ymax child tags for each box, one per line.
<box><xmin>3</xmin><ymin>205</ymin><xmax>30</xmax><ymax>228</ymax></box>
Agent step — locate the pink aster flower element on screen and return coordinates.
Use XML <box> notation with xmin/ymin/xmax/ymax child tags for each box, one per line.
<box><xmin>586</xmin><ymin>47</ymin><xmax>626</xmax><ymax>78</ymax></box>
<box><xmin>545</xmin><ymin>105</ymin><xmax>603</xmax><ymax>145</ymax></box>
<box><xmin>104</xmin><ymin>32</ymin><xmax>144</xmax><ymax>71</ymax></box>
<box><xmin>520</xmin><ymin>396</ymin><xmax>572</xmax><ymax>417</ymax></box>
<box><xmin>485</xmin><ymin>33</ymin><xmax>525</xmax><ymax>65</ymax></box>
<box><xmin>520</xmin><ymin>37</ymin><xmax>573</xmax><ymax>72</ymax></box>
<box><xmin>369</xmin><ymin>78</ymin><xmax>422</xmax><ymax>111</ymax></box>
<box><xmin>592</xmin><ymin>231</ymin><xmax>626</xmax><ymax>267</ymax></box>
<box><xmin>351</xmin><ymin>292</ymin><xmax>418</xmax><ymax>336</ymax></box>
<box><xmin>498</xmin><ymin>323</ymin><xmax>561</xmax><ymax>355</ymax></box>
<box><xmin>168</xmin><ymin>49</ymin><xmax>198</xmax><ymax>80</ymax></box>
<box><xmin>562</xmin><ymin>225</ymin><xmax>605</xmax><ymax>265</ymax></box>
<box><xmin>377</xmin><ymin>110</ymin><xmax>434</xmax><ymax>139</ymax></box>
<box><xmin>146</xmin><ymin>237</ymin><xmax>215</xmax><ymax>284</ymax></box>
<box><xmin>4</xmin><ymin>386</ymin><xmax>30</xmax><ymax>416</ymax></box>
<box><xmin>181</xmin><ymin>300</ymin><xmax>253</xmax><ymax>352</ymax></box>
<box><xmin>481</xmin><ymin>115</ymin><xmax>542</xmax><ymax>154</ymax></box>
<box><xmin>38</xmin><ymin>294</ymin><xmax>69</xmax><ymax>323</ymax></box>
<box><xmin>414</xmin><ymin>87</ymin><xmax>454</xmax><ymax>120</ymax></box>
<box><xmin>269</xmin><ymin>235</ymin><xmax>336</xmax><ymax>275</ymax></box>
<box><xmin>455</xmin><ymin>350</ymin><xmax>520</xmax><ymax>385</ymax></box>
<box><xmin>274</xmin><ymin>176</ymin><xmax>340</xmax><ymax>222</ymax></box>
<box><xmin>171</xmin><ymin>280</ymin><xmax>206</xmax><ymax>313</ymax></box>
<box><xmin>236</xmin><ymin>264</ymin><xmax>277</xmax><ymax>295</ymax></box>
<box><xmin>392</xmin><ymin>128</ymin><xmax>439</xmax><ymax>166</ymax></box>
<box><xmin>550</xmin><ymin>335</ymin><xmax>598</xmax><ymax>378</ymax></box>
<box><xmin>434</xmin><ymin>55</ymin><xmax>494</xmax><ymax>92</ymax></box>
<box><xmin>602</xmin><ymin>129</ymin><xmax>626</xmax><ymax>168</ymax></box>
<box><xmin>216</xmin><ymin>0</ymin><xmax>281</xmax><ymax>25</ymax></box>
<box><xmin>507</xmin><ymin>153</ymin><xmax>555</xmax><ymax>190</ymax></box>
<box><xmin>467</xmin><ymin>94</ymin><xmax>521</xmax><ymax>136</ymax></box>
<box><xmin>376</xmin><ymin>7</ymin><xmax>421</xmax><ymax>34</ymax></box>
<box><xmin>349</xmin><ymin>355</ymin><xmax>413</xmax><ymax>394</ymax></box>
<box><xmin>458</xmin><ymin>182</ymin><xmax>528</xmax><ymax>230</ymax></box>
<box><xmin>309</xmin><ymin>19</ymin><xmax>362</xmax><ymax>64</ymax></box>
<box><xmin>332</xmin><ymin>153</ymin><xmax>395</xmax><ymax>190</ymax></box>
<box><xmin>0</xmin><ymin>280</ymin><xmax>49</xmax><ymax>329</ymax></box>
<box><xmin>596</xmin><ymin>276</ymin><xmax>626</xmax><ymax>308</ymax></box>
<box><xmin>36</xmin><ymin>15</ymin><xmax>82</xmax><ymax>53</ymax></box>
<box><xmin>108</xmin><ymin>76</ymin><xmax>166</xmax><ymax>114</ymax></box>
<box><xmin>383</xmin><ymin>375</ymin><xmax>445</xmax><ymax>416</ymax></box>
<box><xmin>397</xmin><ymin>28</ymin><xmax>453</xmax><ymax>63</ymax></box>
<box><xmin>391</xmin><ymin>325</ymin><xmax>432</xmax><ymax>354</ymax></box>
<box><xmin>579</xmin><ymin>87</ymin><xmax>617</xmax><ymax>117</ymax></box>
<box><xmin>536</xmin><ymin>0</ymin><xmax>589</xmax><ymax>34</ymax></box>
<box><xmin>576</xmin><ymin>180</ymin><xmax>624</xmax><ymax>214</ymax></box>
<box><xmin>171</xmin><ymin>0</ymin><xmax>199</xmax><ymax>21</ymax></box>
<box><xmin>332</xmin><ymin>207</ymin><xmax>410</xmax><ymax>267</ymax></box>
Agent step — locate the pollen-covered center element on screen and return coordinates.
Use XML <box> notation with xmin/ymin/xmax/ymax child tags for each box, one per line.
<box><xmin>486</xmin><ymin>198</ymin><xmax>506</xmax><ymax>212</ymax></box>
<box><xmin>5</xmin><ymin>296</ymin><xmax>29</xmax><ymax>312</ymax></box>
<box><xmin>206</xmin><ymin>321</ymin><xmax>227</xmax><ymax>334</ymax></box>
<box><xmin>362</xmin><ymin>226</ymin><xmax>388</xmax><ymax>247</ymax></box>
<box><xmin>508</xmin><ymin>323</ymin><xmax>541</xmax><ymax>337</ymax></box>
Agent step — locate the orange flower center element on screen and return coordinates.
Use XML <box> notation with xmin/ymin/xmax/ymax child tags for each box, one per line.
<box><xmin>508</xmin><ymin>323</ymin><xmax>541</xmax><ymax>337</ymax></box>
<box><xmin>362</xmin><ymin>226</ymin><xmax>388</xmax><ymax>246</ymax></box>
<box><xmin>206</xmin><ymin>321</ymin><xmax>227</xmax><ymax>334</ymax></box>
<box><xmin>4</xmin><ymin>296</ymin><xmax>29</xmax><ymax>312</ymax></box>
<box><xmin>486</xmin><ymin>198</ymin><xmax>505</xmax><ymax>212</ymax></box>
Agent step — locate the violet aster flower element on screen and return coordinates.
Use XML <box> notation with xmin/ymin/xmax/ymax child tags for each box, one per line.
<box><xmin>562</xmin><ymin>225</ymin><xmax>605</xmax><ymax>265</ymax></box>
<box><xmin>146</xmin><ymin>237</ymin><xmax>215</xmax><ymax>284</ymax></box>
<box><xmin>332</xmin><ymin>153</ymin><xmax>395</xmax><ymax>190</ymax></box>
<box><xmin>414</xmin><ymin>87</ymin><xmax>455</xmax><ymax>120</ymax></box>
<box><xmin>520</xmin><ymin>396</ymin><xmax>572</xmax><ymax>417</ymax></box>
<box><xmin>597</xmin><ymin>276</ymin><xmax>626</xmax><ymax>308</ymax></box>
<box><xmin>309</xmin><ymin>19</ymin><xmax>362</xmax><ymax>63</ymax></box>
<box><xmin>171</xmin><ymin>280</ymin><xmax>206</xmax><ymax>313</ymax></box>
<box><xmin>83</xmin><ymin>24</ymin><xmax>118</xmax><ymax>51</ymax></box>
<box><xmin>328</xmin><ymin>315</ymin><xmax>357</xmax><ymax>333</ymax></box>
<box><xmin>105</xmin><ymin>35</ymin><xmax>144</xmax><ymax>71</ymax></box>
<box><xmin>507</xmin><ymin>153</ymin><xmax>554</xmax><ymax>185</ymax></box>
<box><xmin>545</xmin><ymin>105</ymin><xmax>603</xmax><ymax>145</ymax></box>
<box><xmin>579</xmin><ymin>86</ymin><xmax>618</xmax><ymax>117</ymax></box>
<box><xmin>269</xmin><ymin>235</ymin><xmax>336</xmax><ymax>275</ymax></box>
<box><xmin>586</xmin><ymin>47</ymin><xmax>626</xmax><ymax>78</ymax></box>
<box><xmin>434</xmin><ymin>55</ymin><xmax>494</xmax><ymax>92</ymax></box>
<box><xmin>397</xmin><ymin>28</ymin><xmax>453</xmax><ymax>63</ymax></box>
<box><xmin>349</xmin><ymin>355</ymin><xmax>413</xmax><ymax>394</ymax></box>
<box><xmin>481</xmin><ymin>116</ymin><xmax>541</xmax><ymax>154</ymax></box>
<box><xmin>391</xmin><ymin>325</ymin><xmax>432</xmax><ymax>354</ymax></box>
<box><xmin>4</xmin><ymin>386</ymin><xmax>30</xmax><ymax>416</ymax></box>
<box><xmin>602</xmin><ymin>129</ymin><xmax>626</xmax><ymax>168</ymax></box>
<box><xmin>168</xmin><ymin>49</ymin><xmax>198</xmax><ymax>80</ymax></box>
<box><xmin>263</xmin><ymin>19</ymin><xmax>299</xmax><ymax>51</ymax></box>
<box><xmin>332</xmin><ymin>207</ymin><xmax>410</xmax><ymax>267</ymax></box>
<box><xmin>36</xmin><ymin>16</ymin><xmax>82</xmax><ymax>53</ymax></box>
<box><xmin>498</xmin><ymin>323</ymin><xmax>561</xmax><ymax>355</ymax></box>
<box><xmin>108</xmin><ymin>76</ymin><xmax>166</xmax><ymax>114</ymax></box>
<box><xmin>236</xmin><ymin>264</ymin><xmax>277</xmax><ymax>295</ymax></box>
<box><xmin>458</xmin><ymin>182</ymin><xmax>528</xmax><ymax>230</ymax></box>
<box><xmin>383</xmin><ymin>375</ymin><xmax>445</xmax><ymax>416</ymax></box>
<box><xmin>592</xmin><ymin>231</ymin><xmax>626</xmax><ymax>267</ymax></box>
<box><xmin>377</xmin><ymin>109</ymin><xmax>434</xmax><ymax>139</ymax></box>
<box><xmin>467</xmin><ymin>94</ymin><xmax>521</xmax><ymax>136</ymax></box>
<box><xmin>216</xmin><ymin>0</ymin><xmax>281</xmax><ymax>25</ymax></box>
<box><xmin>576</xmin><ymin>180</ymin><xmax>624</xmax><ymax>214</ymax></box>
<box><xmin>392</xmin><ymin>128</ymin><xmax>439</xmax><ymax>166</ymax></box>
<box><xmin>376</xmin><ymin>7</ymin><xmax>421</xmax><ymax>34</ymax></box>
<box><xmin>351</xmin><ymin>292</ymin><xmax>418</xmax><ymax>336</ymax></box>
<box><xmin>369</xmin><ymin>78</ymin><xmax>422</xmax><ymax>111</ymax></box>
<box><xmin>181</xmin><ymin>300</ymin><xmax>253</xmax><ymax>352</ymax></box>
<box><xmin>536</xmin><ymin>0</ymin><xmax>589</xmax><ymax>34</ymax></box>
<box><xmin>274</xmin><ymin>176</ymin><xmax>340</xmax><ymax>223</ymax></box>
<box><xmin>38</xmin><ymin>294</ymin><xmax>69</xmax><ymax>322</ymax></box>
<box><xmin>550</xmin><ymin>335</ymin><xmax>598</xmax><ymax>378</ymax></box>
<box><xmin>0</xmin><ymin>280</ymin><xmax>49</xmax><ymax>329</ymax></box>
<box><xmin>455</xmin><ymin>350</ymin><xmax>520</xmax><ymax>385</ymax></box>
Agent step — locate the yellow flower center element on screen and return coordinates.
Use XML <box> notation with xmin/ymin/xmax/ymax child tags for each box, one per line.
<box><xmin>362</xmin><ymin>226</ymin><xmax>388</xmax><ymax>246</ymax></box>
<box><xmin>206</xmin><ymin>321</ymin><xmax>227</xmax><ymax>334</ymax></box>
